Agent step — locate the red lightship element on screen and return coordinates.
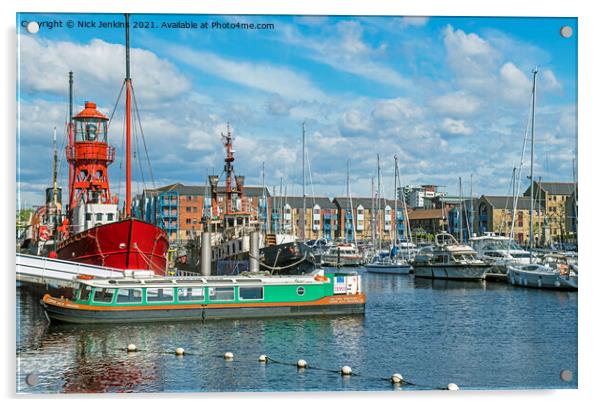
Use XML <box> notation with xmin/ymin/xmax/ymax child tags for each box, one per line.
<box><xmin>56</xmin><ymin>15</ymin><xmax>168</xmax><ymax>274</ymax></box>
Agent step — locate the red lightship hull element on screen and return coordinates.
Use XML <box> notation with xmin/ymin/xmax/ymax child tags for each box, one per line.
<box><xmin>56</xmin><ymin>218</ymin><xmax>169</xmax><ymax>275</ymax></box>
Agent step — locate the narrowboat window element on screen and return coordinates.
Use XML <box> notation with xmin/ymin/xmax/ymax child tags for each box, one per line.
<box><xmin>107</xmin><ymin>213</ymin><xmax>114</xmax><ymax>221</ymax></box>
<box><xmin>116</xmin><ymin>288</ymin><xmax>143</xmax><ymax>303</ymax></box>
<box><xmin>209</xmin><ymin>287</ymin><xmax>235</xmax><ymax>301</ymax></box>
<box><xmin>85</xmin><ymin>213</ymin><xmax>92</xmax><ymax>221</ymax></box>
<box><xmin>297</xmin><ymin>286</ymin><xmax>305</xmax><ymax>296</ymax></box>
<box><xmin>178</xmin><ymin>287</ymin><xmax>205</xmax><ymax>302</ymax></box>
<box><xmin>79</xmin><ymin>285</ymin><xmax>92</xmax><ymax>302</ymax></box>
<box><xmin>96</xmin><ymin>213</ymin><xmax>103</xmax><ymax>221</ymax></box>
<box><xmin>146</xmin><ymin>288</ymin><xmax>175</xmax><ymax>302</ymax></box>
<box><xmin>93</xmin><ymin>288</ymin><xmax>115</xmax><ymax>303</ymax></box>
<box><xmin>239</xmin><ymin>286</ymin><xmax>263</xmax><ymax>300</ymax></box>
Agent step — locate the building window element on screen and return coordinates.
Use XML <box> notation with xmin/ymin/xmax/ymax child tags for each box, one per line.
<box><xmin>186</xmin><ymin>207</ymin><xmax>191</xmax><ymax>213</ymax></box>
<box><xmin>107</xmin><ymin>213</ymin><xmax>114</xmax><ymax>221</ymax></box>
<box><xmin>96</xmin><ymin>213</ymin><xmax>103</xmax><ymax>221</ymax></box>
<box><xmin>85</xmin><ymin>213</ymin><xmax>92</xmax><ymax>221</ymax></box>
<box><xmin>186</xmin><ymin>218</ymin><xmax>191</xmax><ymax>224</ymax></box>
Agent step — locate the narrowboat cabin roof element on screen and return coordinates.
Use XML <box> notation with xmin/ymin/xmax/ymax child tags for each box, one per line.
<box><xmin>74</xmin><ymin>272</ymin><xmax>353</xmax><ymax>289</ymax></box>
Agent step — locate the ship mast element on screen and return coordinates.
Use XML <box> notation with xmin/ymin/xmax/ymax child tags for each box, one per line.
<box><xmin>124</xmin><ymin>13</ymin><xmax>132</xmax><ymax>217</ymax></box>
<box><xmin>301</xmin><ymin>122</ymin><xmax>306</xmax><ymax>241</ymax></box>
<box><xmin>68</xmin><ymin>71</ymin><xmax>74</xmax><ymax>215</ymax></box>
<box><xmin>528</xmin><ymin>67</ymin><xmax>538</xmax><ymax>251</ymax></box>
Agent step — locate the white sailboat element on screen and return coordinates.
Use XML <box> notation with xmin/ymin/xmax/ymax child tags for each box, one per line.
<box><xmin>366</xmin><ymin>154</ymin><xmax>411</xmax><ymax>274</ymax></box>
<box><xmin>505</xmin><ymin>67</ymin><xmax>578</xmax><ymax>290</ymax></box>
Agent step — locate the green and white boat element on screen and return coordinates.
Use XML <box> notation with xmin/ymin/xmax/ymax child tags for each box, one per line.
<box><xmin>42</xmin><ymin>271</ymin><xmax>365</xmax><ymax>323</ymax></box>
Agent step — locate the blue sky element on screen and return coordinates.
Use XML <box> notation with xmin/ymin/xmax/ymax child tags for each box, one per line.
<box><xmin>16</xmin><ymin>13</ymin><xmax>577</xmax><ymax>207</ymax></box>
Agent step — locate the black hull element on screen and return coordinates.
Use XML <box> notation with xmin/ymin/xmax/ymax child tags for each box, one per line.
<box><xmin>260</xmin><ymin>242</ymin><xmax>317</xmax><ymax>275</ymax></box>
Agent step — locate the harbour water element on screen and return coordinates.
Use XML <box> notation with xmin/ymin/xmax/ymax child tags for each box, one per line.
<box><xmin>16</xmin><ymin>267</ymin><xmax>577</xmax><ymax>393</ymax></box>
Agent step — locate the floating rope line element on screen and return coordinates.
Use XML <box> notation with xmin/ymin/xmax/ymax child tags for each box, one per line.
<box><xmin>119</xmin><ymin>346</ymin><xmax>455</xmax><ymax>390</ymax></box>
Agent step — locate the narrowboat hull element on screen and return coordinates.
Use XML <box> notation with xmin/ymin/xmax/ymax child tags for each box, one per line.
<box><xmin>413</xmin><ymin>264</ymin><xmax>489</xmax><ymax>280</ymax></box>
<box><xmin>42</xmin><ymin>294</ymin><xmax>366</xmax><ymax>324</ymax></box>
<box><xmin>56</xmin><ymin>218</ymin><xmax>169</xmax><ymax>275</ymax></box>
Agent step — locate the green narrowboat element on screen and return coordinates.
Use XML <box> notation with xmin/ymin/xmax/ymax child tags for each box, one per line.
<box><xmin>41</xmin><ymin>271</ymin><xmax>365</xmax><ymax>323</ymax></box>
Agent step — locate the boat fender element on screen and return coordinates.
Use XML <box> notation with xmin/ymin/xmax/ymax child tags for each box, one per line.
<box><xmin>391</xmin><ymin>373</ymin><xmax>403</xmax><ymax>384</ymax></box>
<box><xmin>258</xmin><ymin>354</ymin><xmax>268</xmax><ymax>363</ymax></box>
<box><xmin>127</xmin><ymin>344</ymin><xmax>137</xmax><ymax>352</ymax></box>
<box><xmin>554</xmin><ymin>280</ymin><xmax>561</xmax><ymax>288</ymax></box>
<box><xmin>341</xmin><ymin>366</ymin><xmax>352</xmax><ymax>376</ymax></box>
<box><xmin>224</xmin><ymin>352</ymin><xmax>234</xmax><ymax>360</ymax></box>
<box><xmin>175</xmin><ymin>347</ymin><xmax>185</xmax><ymax>356</ymax></box>
<box><xmin>297</xmin><ymin>359</ymin><xmax>308</xmax><ymax>368</ymax></box>
<box><xmin>76</xmin><ymin>274</ymin><xmax>94</xmax><ymax>280</ymax></box>
<box><xmin>538</xmin><ymin>278</ymin><xmax>542</xmax><ymax>288</ymax></box>
<box><xmin>314</xmin><ymin>275</ymin><xmax>329</xmax><ymax>282</ymax></box>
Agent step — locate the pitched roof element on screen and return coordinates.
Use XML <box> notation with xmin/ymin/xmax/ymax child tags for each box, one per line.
<box><xmin>482</xmin><ymin>195</ymin><xmax>543</xmax><ymax>211</ymax></box>
<box><xmin>408</xmin><ymin>208</ymin><xmax>447</xmax><ymax>220</ymax></box>
<box><xmin>269</xmin><ymin>196</ymin><xmax>337</xmax><ymax>209</ymax></box>
<box><xmin>332</xmin><ymin>197</ymin><xmax>406</xmax><ymax>210</ymax></box>
<box><xmin>146</xmin><ymin>183</ymin><xmax>271</xmax><ymax>197</ymax></box>
<box><xmin>536</xmin><ymin>182</ymin><xmax>577</xmax><ymax>196</ymax></box>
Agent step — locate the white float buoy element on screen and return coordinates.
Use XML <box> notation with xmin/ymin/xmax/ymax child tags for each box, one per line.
<box><xmin>341</xmin><ymin>366</ymin><xmax>352</xmax><ymax>375</ymax></box>
<box><xmin>127</xmin><ymin>344</ymin><xmax>137</xmax><ymax>352</ymax></box>
<box><xmin>175</xmin><ymin>347</ymin><xmax>185</xmax><ymax>356</ymax></box>
<box><xmin>258</xmin><ymin>354</ymin><xmax>267</xmax><ymax>363</ymax></box>
<box><xmin>447</xmin><ymin>383</ymin><xmax>459</xmax><ymax>391</ymax></box>
<box><xmin>297</xmin><ymin>359</ymin><xmax>308</xmax><ymax>368</ymax></box>
<box><xmin>391</xmin><ymin>373</ymin><xmax>403</xmax><ymax>384</ymax></box>
<box><xmin>224</xmin><ymin>351</ymin><xmax>234</xmax><ymax>360</ymax></box>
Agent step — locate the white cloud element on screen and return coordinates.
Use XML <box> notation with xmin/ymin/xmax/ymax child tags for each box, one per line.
<box><xmin>541</xmin><ymin>69</ymin><xmax>561</xmax><ymax>91</ymax></box>
<box><xmin>400</xmin><ymin>17</ymin><xmax>429</xmax><ymax>28</ymax></box>
<box><xmin>340</xmin><ymin>109</ymin><xmax>371</xmax><ymax>134</ymax></box>
<box><xmin>431</xmin><ymin>91</ymin><xmax>481</xmax><ymax>116</ymax></box>
<box><xmin>164</xmin><ymin>45</ymin><xmax>326</xmax><ymax>101</ymax></box>
<box><xmin>18</xmin><ymin>35</ymin><xmax>190</xmax><ymax>103</ymax></box>
<box><xmin>280</xmin><ymin>21</ymin><xmax>408</xmax><ymax>88</ymax></box>
<box><xmin>441</xmin><ymin>118</ymin><xmax>473</xmax><ymax>135</ymax></box>
<box><xmin>372</xmin><ymin>98</ymin><xmax>423</xmax><ymax>122</ymax></box>
<box><xmin>443</xmin><ymin>25</ymin><xmax>500</xmax><ymax>92</ymax></box>
<box><xmin>499</xmin><ymin>62</ymin><xmax>531</xmax><ymax>103</ymax></box>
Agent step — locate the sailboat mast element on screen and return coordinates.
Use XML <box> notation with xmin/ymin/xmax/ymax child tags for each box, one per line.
<box><xmin>529</xmin><ymin>67</ymin><xmax>538</xmax><ymax>249</ymax></box>
<box><xmin>301</xmin><ymin>122</ymin><xmax>306</xmax><ymax>241</ymax></box>
<box><xmin>124</xmin><ymin>13</ymin><xmax>132</xmax><ymax>218</ymax></box>
<box><xmin>393</xmin><ymin>155</ymin><xmax>398</xmax><ymax>247</ymax></box>
<box><xmin>377</xmin><ymin>154</ymin><xmax>381</xmax><ymax>251</ymax></box>
<box><xmin>459</xmin><ymin>177</ymin><xmax>463</xmax><ymax>242</ymax></box>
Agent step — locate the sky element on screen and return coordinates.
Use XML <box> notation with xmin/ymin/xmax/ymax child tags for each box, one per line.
<box><xmin>16</xmin><ymin>13</ymin><xmax>577</xmax><ymax>207</ymax></box>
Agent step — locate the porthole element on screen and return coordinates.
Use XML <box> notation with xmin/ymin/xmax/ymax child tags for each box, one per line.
<box><xmin>297</xmin><ymin>286</ymin><xmax>305</xmax><ymax>296</ymax></box>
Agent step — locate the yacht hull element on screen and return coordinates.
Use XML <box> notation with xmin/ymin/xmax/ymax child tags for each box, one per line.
<box><xmin>507</xmin><ymin>267</ymin><xmax>577</xmax><ymax>291</ymax></box>
<box><xmin>413</xmin><ymin>264</ymin><xmax>489</xmax><ymax>280</ymax></box>
<box><xmin>365</xmin><ymin>264</ymin><xmax>412</xmax><ymax>274</ymax></box>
